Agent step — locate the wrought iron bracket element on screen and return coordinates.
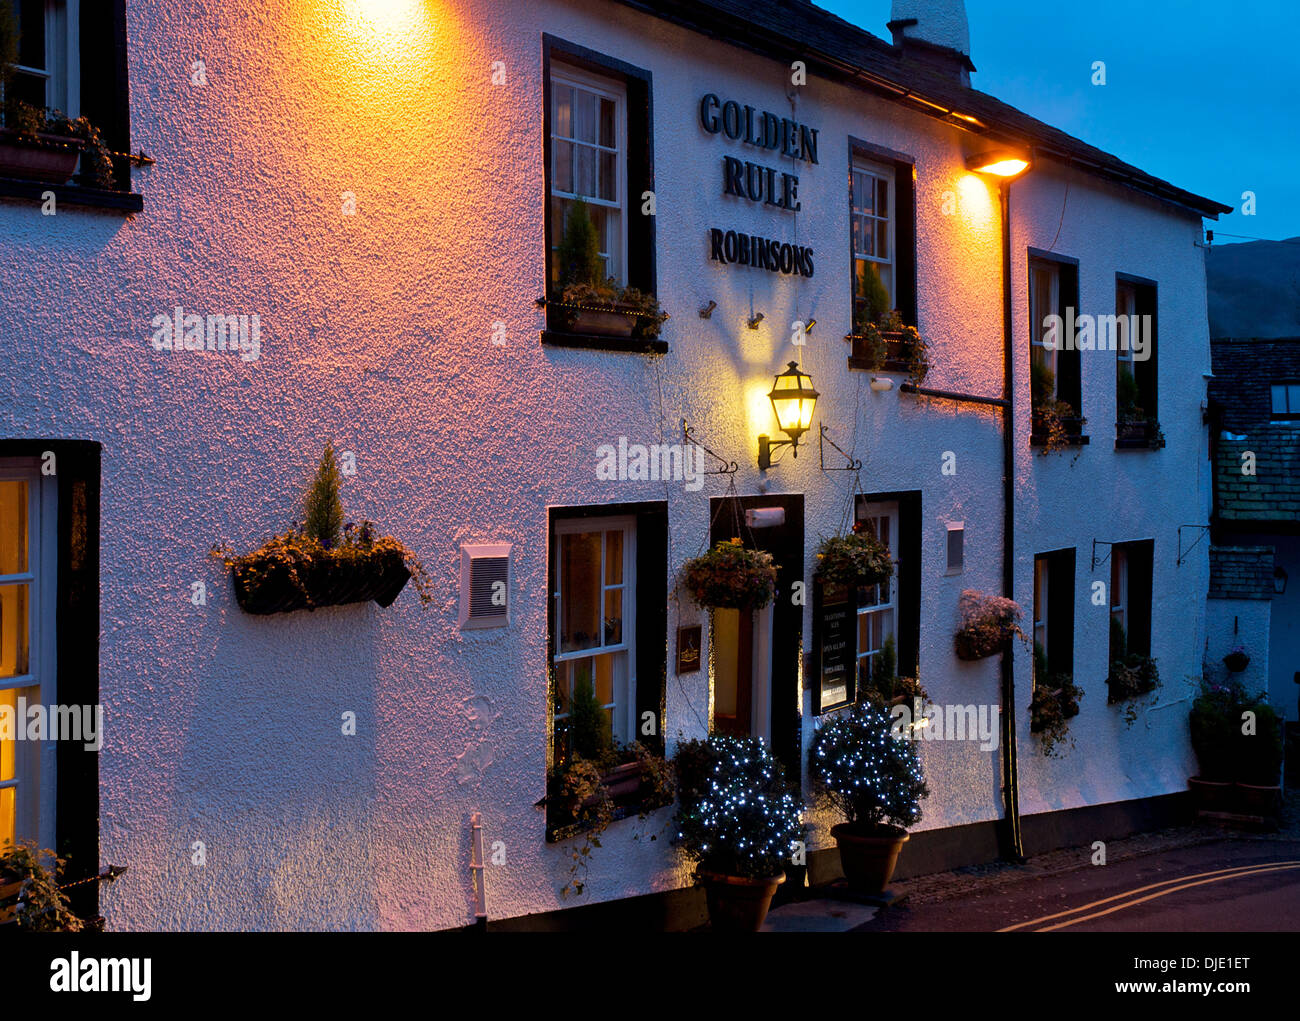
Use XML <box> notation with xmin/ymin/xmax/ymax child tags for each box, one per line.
<box><xmin>1176</xmin><ymin>524</ymin><xmax>1211</xmax><ymax>567</ymax></box>
<box><xmin>1091</xmin><ymin>539</ymin><xmax>1114</xmax><ymax>572</ymax></box>
<box><xmin>682</xmin><ymin>420</ymin><xmax>738</xmax><ymax>476</ymax></box>
<box><xmin>819</xmin><ymin>425</ymin><xmax>862</xmax><ymax>472</ymax></box>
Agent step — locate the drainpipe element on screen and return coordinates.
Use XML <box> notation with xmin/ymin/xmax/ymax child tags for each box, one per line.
<box><xmin>998</xmin><ymin>181</ymin><xmax>1025</xmax><ymax>863</ymax></box>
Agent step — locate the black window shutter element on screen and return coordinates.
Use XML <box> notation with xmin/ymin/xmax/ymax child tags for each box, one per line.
<box><xmin>1135</xmin><ymin>284</ymin><xmax>1158</xmax><ymax>420</ymax></box>
<box><xmin>1046</xmin><ymin>548</ymin><xmax>1076</xmax><ymax>678</ymax></box>
<box><xmin>894</xmin><ymin>161</ymin><xmax>917</xmax><ymax>328</ymax></box>
<box><xmin>79</xmin><ymin>1</ymin><xmax>130</xmax><ymax>189</ymax></box>
<box><xmin>1057</xmin><ymin>264</ymin><xmax>1082</xmax><ymax>415</ymax></box>
<box><xmin>1126</xmin><ymin>540</ymin><xmax>1154</xmax><ymax>658</ymax></box>
<box><xmin>634</xmin><ymin>504</ymin><xmax>667</xmax><ymax>755</ymax></box>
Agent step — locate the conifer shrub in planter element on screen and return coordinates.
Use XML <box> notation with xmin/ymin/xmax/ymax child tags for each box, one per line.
<box><xmin>858</xmin><ymin>635</ymin><xmax>929</xmax><ymax>709</ymax></box>
<box><xmin>679</xmin><ymin>539</ymin><xmax>777</xmax><ymax>610</ymax></box>
<box><xmin>1029</xmin><ymin>642</ymin><xmax>1083</xmax><ymax>757</ymax></box>
<box><xmin>672</xmin><ymin>735</ymin><xmax>804</xmax><ymax>931</ymax></box>
<box><xmin>809</xmin><ymin>700</ymin><xmax>929</xmax><ymax>894</ymax></box>
<box><xmin>954</xmin><ymin>590</ymin><xmax>1024</xmax><ymax>661</ymax></box>
<box><xmin>549</xmin><ymin>199</ymin><xmax>667</xmax><ymax>339</ymax></box>
<box><xmin>1188</xmin><ymin>678</ymin><xmax>1283</xmax><ymax>818</ymax></box>
<box><xmin>212</xmin><ymin>442</ymin><xmax>431</xmax><ymax>614</ymax></box>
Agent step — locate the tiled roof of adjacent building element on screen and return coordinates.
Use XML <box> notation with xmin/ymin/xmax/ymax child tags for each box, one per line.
<box><xmin>618</xmin><ymin>0</ymin><xmax>1233</xmax><ymax>217</ymax></box>
<box><xmin>1210</xmin><ymin>338</ymin><xmax>1300</xmax><ymax>525</ymax></box>
<box><xmin>1208</xmin><ymin>546</ymin><xmax>1275</xmax><ymax>600</ymax></box>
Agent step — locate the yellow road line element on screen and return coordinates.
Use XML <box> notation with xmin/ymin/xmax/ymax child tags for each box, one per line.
<box><xmin>998</xmin><ymin>860</ymin><xmax>1300</xmax><ymax>932</ymax></box>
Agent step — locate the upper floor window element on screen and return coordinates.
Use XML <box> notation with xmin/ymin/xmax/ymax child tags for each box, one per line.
<box><xmin>1271</xmin><ymin>382</ymin><xmax>1300</xmax><ymax>421</ymax></box>
<box><xmin>851</xmin><ymin>160</ymin><xmax>894</xmax><ymax>322</ymax></box>
<box><xmin>5</xmin><ymin>0</ymin><xmax>76</xmax><ymax>113</ymax></box>
<box><xmin>1028</xmin><ymin>254</ymin><xmax>1083</xmax><ymax>442</ymax></box>
<box><xmin>1115</xmin><ymin>276</ymin><xmax>1160</xmax><ymax>446</ymax></box>
<box><xmin>549</xmin><ymin>64</ymin><xmax>626</xmax><ymax>288</ymax></box>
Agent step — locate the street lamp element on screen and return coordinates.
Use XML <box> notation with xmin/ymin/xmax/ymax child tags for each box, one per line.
<box><xmin>965</xmin><ymin>147</ymin><xmax>1032</xmax><ymax>179</ymax></box>
<box><xmin>758</xmin><ymin>361</ymin><xmax>819</xmax><ymax>469</ymax></box>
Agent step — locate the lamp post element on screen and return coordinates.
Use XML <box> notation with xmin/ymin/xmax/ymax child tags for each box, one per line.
<box><xmin>757</xmin><ymin>361</ymin><xmax>819</xmax><ymax>470</ymax></box>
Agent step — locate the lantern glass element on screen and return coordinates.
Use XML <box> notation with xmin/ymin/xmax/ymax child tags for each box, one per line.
<box><xmin>767</xmin><ymin>362</ymin><xmax>819</xmax><ymax>439</ymax></box>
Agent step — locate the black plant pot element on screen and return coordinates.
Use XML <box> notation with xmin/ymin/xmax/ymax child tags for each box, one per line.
<box><xmin>1223</xmin><ymin>651</ymin><xmax>1250</xmax><ymax>673</ymax></box>
<box><xmin>232</xmin><ymin>549</ymin><xmax>411</xmax><ymax>615</ymax></box>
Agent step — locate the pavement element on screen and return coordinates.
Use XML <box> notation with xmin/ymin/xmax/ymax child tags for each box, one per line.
<box><xmin>763</xmin><ymin>792</ymin><xmax>1300</xmax><ymax>932</ymax></box>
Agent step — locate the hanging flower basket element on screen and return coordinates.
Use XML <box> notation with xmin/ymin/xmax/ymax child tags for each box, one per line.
<box><xmin>680</xmin><ymin>539</ymin><xmax>777</xmax><ymax>610</ymax></box>
<box><xmin>954</xmin><ymin>590</ymin><xmax>1024</xmax><ymax>660</ymax></box>
<box><xmin>1223</xmin><ymin>646</ymin><xmax>1250</xmax><ymax>673</ymax></box>
<box><xmin>814</xmin><ymin>529</ymin><xmax>893</xmax><ymax>589</ymax></box>
<box><xmin>1029</xmin><ymin>678</ymin><xmax>1083</xmax><ymax>758</ymax></box>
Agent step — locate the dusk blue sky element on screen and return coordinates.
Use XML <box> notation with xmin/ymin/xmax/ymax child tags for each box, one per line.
<box><xmin>818</xmin><ymin>0</ymin><xmax>1300</xmax><ymax>242</ymax></box>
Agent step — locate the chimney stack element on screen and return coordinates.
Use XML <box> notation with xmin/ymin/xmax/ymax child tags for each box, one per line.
<box><xmin>888</xmin><ymin>0</ymin><xmax>975</xmax><ymax>86</ymax></box>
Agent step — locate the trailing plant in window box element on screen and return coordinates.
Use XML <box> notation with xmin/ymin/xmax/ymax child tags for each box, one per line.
<box><xmin>814</xmin><ymin>524</ymin><xmax>893</xmax><ymax>589</ymax></box>
<box><xmin>549</xmin><ymin>199</ymin><xmax>668</xmax><ymax>340</ymax></box>
<box><xmin>847</xmin><ymin>307</ymin><xmax>929</xmax><ymax>385</ymax></box>
<box><xmin>1029</xmin><ymin>641</ymin><xmax>1083</xmax><ymax>757</ymax></box>
<box><xmin>954</xmin><ymin>589</ymin><xmax>1025</xmax><ymax>660</ymax></box>
<box><xmin>211</xmin><ymin>442</ymin><xmax>431</xmax><ymax>614</ymax></box>
<box><xmin>673</xmin><ymin>734</ymin><xmax>804</xmax><ymax>930</ymax></box>
<box><xmin>1030</xmin><ymin>362</ymin><xmax>1086</xmax><ymax>455</ymax></box>
<box><xmin>680</xmin><ymin>539</ymin><xmax>777</xmax><ymax>610</ymax></box>
<box><xmin>1106</xmin><ymin>619</ymin><xmax>1160</xmax><ymax>724</ymax></box>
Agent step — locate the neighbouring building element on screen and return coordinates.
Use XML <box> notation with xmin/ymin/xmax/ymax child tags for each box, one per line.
<box><xmin>0</xmin><ymin>0</ymin><xmax>1231</xmax><ymax>930</ymax></box>
<box><xmin>1208</xmin><ymin>338</ymin><xmax>1300</xmax><ymax>717</ymax></box>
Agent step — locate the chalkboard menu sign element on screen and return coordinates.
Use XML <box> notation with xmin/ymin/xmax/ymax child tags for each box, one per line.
<box><xmin>814</xmin><ymin>578</ymin><xmax>856</xmax><ymax>714</ymax></box>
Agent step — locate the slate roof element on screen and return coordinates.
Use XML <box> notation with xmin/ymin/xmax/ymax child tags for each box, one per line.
<box><xmin>1209</xmin><ymin>338</ymin><xmax>1300</xmax><ymax>525</ymax></box>
<box><xmin>618</xmin><ymin>0</ymin><xmax>1232</xmax><ymax>217</ymax></box>
<box><xmin>1209</xmin><ymin>546</ymin><xmax>1275</xmax><ymax>600</ymax></box>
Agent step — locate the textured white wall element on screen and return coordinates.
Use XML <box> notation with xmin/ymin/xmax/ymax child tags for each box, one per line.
<box><xmin>1206</xmin><ymin>599</ymin><xmax>1272</xmax><ymax>698</ymax></box>
<box><xmin>0</xmin><ymin>0</ymin><xmax>1211</xmax><ymax>929</ymax></box>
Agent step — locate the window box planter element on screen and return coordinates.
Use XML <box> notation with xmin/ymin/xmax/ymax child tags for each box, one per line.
<box><xmin>954</xmin><ymin>591</ymin><xmax>1024</xmax><ymax>661</ymax></box>
<box><xmin>230</xmin><ymin>545</ymin><xmax>412</xmax><ymax>615</ymax></box>
<box><xmin>1030</xmin><ymin>412</ymin><xmax>1088</xmax><ymax>448</ymax></box>
<box><xmin>845</xmin><ymin>326</ymin><xmax>928</xmax><ymax>383</ymax></box>
<box><xmin>0</xmin><ymin>130</ymin><xmax>83</xmax><ymax>185</ymax></box>
<box><xmin>1115</xmin><ymin>419</ymin><xmax>1165</xmax><ymax>450</ymax></box>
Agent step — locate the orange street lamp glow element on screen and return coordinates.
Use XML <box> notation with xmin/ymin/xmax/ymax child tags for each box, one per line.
<box><xmin>965</xmin><ymin>149</ymin><xmax>1031</xmax><ymax>178</ymax></box>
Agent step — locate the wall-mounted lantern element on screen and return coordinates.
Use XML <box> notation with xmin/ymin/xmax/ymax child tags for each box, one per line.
<box><xmin>1275</xmin><ymin>566</ymin><xmax>1288</xmax><ymax>595</ymax></box>
<box><xmin>758</xmin><ymin>361</ymin><xmax>819</xmax><ymax>469</ymax></box>
<box><xmin>965</xmin><ymin>147</ymin><xmax>1032</xmax><ymax>179</ymax></box>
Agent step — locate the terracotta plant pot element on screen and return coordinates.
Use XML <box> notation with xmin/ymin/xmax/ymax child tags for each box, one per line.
<box><xmin>1234</xmin><ymin>782</ymin><xmax>1282</xmax><ymax>818</ymax></box>
<box><xmin>231</xmin><ymin>549</ymin><xmax>411</xmax><ymax>615</ymax></box>
<box><xmin>1188</xmin><ymin>776</ymin><xmax>1234</xmax><ymax>812</ymax></box>
<box><xmin>831</xmin><ymin>822</ymin><xmax>909</xmax><ymax>894</ymax></box>
<box><xmin>698</xmin><ymin>870</ymin><xmax>785</xmax><ymax>931</ymax></box>
<box><xmin>0</xmin><ymin>131</ymin><xmax>82</xmax><ymax>184</ymax></box>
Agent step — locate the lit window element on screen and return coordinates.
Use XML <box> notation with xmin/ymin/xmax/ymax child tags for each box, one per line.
<box><xmin>855</xmin><ymin>501</ymin><xmax>898</xmax><ymax>688</ymax></box>
<box><xmin>5</xmin><ymin>1</ymin><xmax>77</xmax><ymax>117</ymax></box>
<box><xmin>851</xmin><ymin>160</ymin><xmax>895</xmax><ymax>320</ymax></box>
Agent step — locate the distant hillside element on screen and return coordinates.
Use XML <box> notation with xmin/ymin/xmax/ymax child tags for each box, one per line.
<box><xmin>1206</xmin><ymin>237</ymin><xmax>1300</xmax><ymax>339</ymax></box>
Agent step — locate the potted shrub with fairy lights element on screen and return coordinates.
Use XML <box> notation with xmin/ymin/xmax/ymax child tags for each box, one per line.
<box><xmin>809</xmin><ymin>700</ymin><xmax>929</xmax><ymax>895</ymax></box>
<box><xmin>0</xmin><ymin>10</ymin><xmax>115</xmax><ymax>188</ymax></box>
<box><xmin>846</xmin><ymin>269</ymin><xmax>928</xmax><ymax>384</ymax></box>
<box><xmin>547</xmin><ymin>198</ymin><xmax>667</xmax><ymax>340</ymax></box>
<box><xmin>1028</xmin><ymin>642</ymin><xmax>1083</xmax><ymax>757</ymax></box>
<box><xmin>1188</xmin><ymin>677</ymin><xmax>1283</xmax><ymax>818</ymax></box>
<box><xmin>672</xmin><ymin>735</ymin><xmax>805</xmax><ymax>931</ymax></box>
<box><xmin>954</xmin><ymin>590</ymin><xmax>1025</xmax><ymax>661</ymax></box>
<box><xmin>212</xmin><ymin>442</ymin><xmax>431</xmax><ymax>614</ymax></box>
<box><xmin>679</xmin><ymin>539</ymin><xmax>777</xmax><ymax>610</ymax></box>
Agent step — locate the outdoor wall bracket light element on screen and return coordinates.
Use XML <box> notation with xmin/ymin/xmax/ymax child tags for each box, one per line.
<box><xmin>748</xmin><ymin>312</ymin><xmax>765</xmax><ymax>329</ymax></box>
<box><xmin>1275</xmin><ymin>566</ymin><xmax>1288</xmax><ymax>595</ymax></box>
<box><xmin>965</xmin><ymin>147</ymin><xmax>1033</xmax><ymax>178</ymax></box>
<box><xmin>699</xmin><ymin>300</ymin><xmax>717</xmax><ymax>319</ymax></box>
<box><xmin>682</xmin><ymin>420</ymin><xmax>739</xmax><ymax>475</ymax></box>
<box><xmin>757</xmin><ymin>361</ymin><xmax>819</xmax><ymax>470</ymax></box>
<box><xmin>870</xmin><ymin>377</ymin><xmax>893</xmax><ymax>392</ymax></box>
<box><xmin>819</xmin><ymin>425</ymin><xmax>862</xmax><ymax>472</ymax></box>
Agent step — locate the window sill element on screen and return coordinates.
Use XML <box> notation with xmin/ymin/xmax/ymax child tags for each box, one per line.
<box><xmin>541</xmin><ymin>330</ymin><xmax>668</xmax><ymax>355</ymax></box>
<box><xmin>0</xmin><ymin>176</ymin><xmax>143</xmax><ymax>212</ymax></box>
<box><xmin>1030</xmin><ymin>433</ymin><xmax>1090</xmax><ymax>448</ymax></box>
<box><xmin>847</xmin><ymin>356</ymin><xmax>909</xmax><ymax>373</ymax></box>
<box><xmin>1114</xmin><ymin>438</ymin><xmax>1165</xmax><ymax>451</ymax></box>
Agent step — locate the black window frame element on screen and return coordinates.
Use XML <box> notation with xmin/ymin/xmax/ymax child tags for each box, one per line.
<box><xmin>1033</xmin><ymin>547</ymin><xmax>1076</xmax><ymax>683</ymax></box>
<box><xmin>846</xmin><ymin>137</ymin><xmax>917</xmax><ymax>372</ymax></box>
<box><xmin>1269</xmin><ymin>380</ymin><xmax>1300</xmax><ymax>421</ymax></box>
<box><xmin>540</xmin><ymin>35</ymin><xmax>657</xmax><ymax>354</ymax></box>
<box><xmin>1115</xmin><ymin>273</ymin><xmax>1160</xmax><ymax>448</ymax></box>
<box><xmin>1109</xmin><ymin>539</ymin><xmax>1154</xmax><ymax>660</ymax></box>
<box><xmin>1028</xmin><ymin>249</ymin><xmax>1085</xmax><ymax>446</ymax></box>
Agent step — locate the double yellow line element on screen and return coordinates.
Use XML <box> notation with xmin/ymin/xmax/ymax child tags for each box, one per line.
<box><xmin>998</xmin><ymin>860</ymin><xmax>1300</xmax><ymax>931</ymax></box>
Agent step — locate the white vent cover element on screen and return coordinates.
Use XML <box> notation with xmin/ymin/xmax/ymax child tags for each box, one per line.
<box><xmin>460</xmin><ymin>543</ymin><xmax>512</xmax><ymax>629</ymax></box>
<box><xmin>946</xmin><ymin>523</ymin><xmax>964</xmax><ymax>574</ymax></box>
